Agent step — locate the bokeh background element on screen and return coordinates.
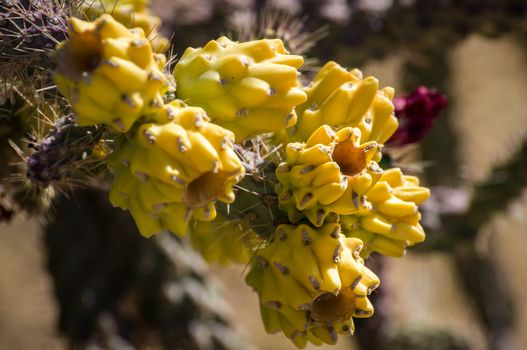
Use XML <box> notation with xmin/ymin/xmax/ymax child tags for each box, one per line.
<box><xmin>2</xmin><ymin>0</ymin><xmax>527</xmax><ymax>349</ymax></box>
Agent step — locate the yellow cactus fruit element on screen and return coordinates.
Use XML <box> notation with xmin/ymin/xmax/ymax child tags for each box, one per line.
<box><xmin>257</xmin><ymin>302</ymin><xmax>357</xmax><ymax>348</ymax></box>
<box><xmin>275</xmin><ymin>124</ymin><xmax>383</xmax><ymax>226</ymax></box>
<box><xmin>287</xmin><ymin>61</ymin><xmax>398</xmax><ymax>156</ymax></box>
<box><xmin>245</xmin><ymin>223</ymin><xmax>379</xmax><ymax>347</ymax></box>
<box><xmin>189</xmin><ymin>216</ymin><xmax>259</xmax><ymax>265</ymax></box>
<box><xmin>108</xmin><ymin>103</ymin><xmax>245</xmax><ymax>237</ymax></box>
<box><xmin>54</xmin><ymin>14</ymin><xmax>170</xmax><ymax>132</ymax></box>
<box><xmin>173</xmin><ymin>36</ymin><xmax>307</xmax><ymax>141</ymax></box>
<box><xmin>341</xmin><ymin>168</ymin><xmax>430</xmax><ymax>257</ymax></box>
<box><xmin>82</xmin><ymin>0</ymin><xmax>169</xmax><ymax>52</ymax></box>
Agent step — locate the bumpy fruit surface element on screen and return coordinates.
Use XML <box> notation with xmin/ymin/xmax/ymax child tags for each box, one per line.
<box><xmin>245</xmin><ymin>223</ymin><xmax>379</xmax><ymax>347</ymax></box>
<box><xmin>189</xmin><ymin>216</ymin><xmax>258</xmax><ymax>265</ymax></box>
<box><xmin>82</xmin><ymin>0</ymin><xmax>169</xmax><ymax>52</ymax></box>
<box><xmin>173</xmin><ymin>36</ymin><xmax>307</xmax><ymax>141</ymax></box>
<box><xmin>341</xmin><ymin>168</ymin><xmax>430</xmax><ymax>257</ymax></box>
<box><xmin>54</xmin><ymin>14</ymin><xmax>169</xmax><ymax>132</ymax></box>
<box><xmin>275</xmin><ymin>125</ymin><xmax>383</xmax><ymax>226</ymax></box>
<box><xmin>109</xmin><ymin>102</ymin><xmax>245</xmax><ymax>237</ymax></box>
<box><xmin>287</xmin><ymin>61</ymin><xmax>398</xmax><ymax>156</ymax></box>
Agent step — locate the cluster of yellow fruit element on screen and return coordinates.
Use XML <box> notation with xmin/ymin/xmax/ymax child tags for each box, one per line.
<box><xmin>276</xmin><ymin>125</ymin><xmax>381</xmax><ymax>226</ymax></box>
<box><xmin>246</xmin><ymin>224</ymin><xmax>380</xmax><ymax>347</ymax></box>
<box><xmin>53</xmin><ymin>7</ymin><xmax>430</xmax><ymax>347</ymax></box>
<box><xmin>243</xmin><ymin>62</ymin><xmax>429</xmax><ymax>346</ymax></box>
<box><xmin>108</xmin><ymin>101</ymin><xmax>245</xmax><ymax>236</ymax></box>
<box><xmin>174</xmin><ymin>36</ymin><xmax>307</xmax><ymax>141</ymax></box>
<box><xmin>54</xmin><ymin>15</ymin><xmax>169</xmax><ymax>132</ymax></box>
<box><xmin>341</xmin><ymin>168</ymin><xmax>429</xmax><ymax>257</ymax></box>
<box><xmin>54</xmin><ymin>15</ymin><xmax>249</xmax><ymax>237</ymax></box>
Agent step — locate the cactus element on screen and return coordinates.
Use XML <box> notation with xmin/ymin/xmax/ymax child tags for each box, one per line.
<box><xmin>0</xmin><ymin>0</ymin><xmax>69</xmax><ymax>69</ymax></box>
<box><xmin>215</xmin><ymin>141</ymin><xmax>288</xmax><ymax>237</ymax></box>
<box><xmin>0</xmin><ymin>88</ymin><xmax>57</xmax><ymax>216</ymax></box>
<box><xmin>45</xmin><ymin>189</ymin><xmax>252</xmax><ymax>349</ymax></box>
<box><xmin>0</xmin><ymin>6</ymin><xmax>451</xmax><ymax>348</ymax></box>
<box><xmin>189</xmin><ymin>216</ymin><xmax>259</xmax><ymax>265</ymax></box>
<box><xmin>231</xmin><ymin>5</ymin><xmax>329</xmax><ymax>58</ymax></box>
<box><xmin>26</xmin><ymin>116</ymin><xmax>106</xmax><ymax>187</ymax></box>
<box><xmin>0</xmin><ymin>1</ymin><xmax>523</xmax><ymax>349</ymax></box>
<box><xmin>0</xmin><ymin>90</ymin><xmax>35</xmax><ymax>180</ymax></box>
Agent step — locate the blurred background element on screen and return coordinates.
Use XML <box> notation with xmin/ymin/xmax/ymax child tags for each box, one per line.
<box><xmin>1</xmin><ymin>0</ymin><xmax>527</xmax><ymax>349</ymax></box>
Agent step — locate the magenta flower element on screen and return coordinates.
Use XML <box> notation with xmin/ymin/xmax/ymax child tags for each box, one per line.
<box><xmin>389</xmin><ymin>86</ymin><xmax>448</xmax><ymax>145</ymax></box>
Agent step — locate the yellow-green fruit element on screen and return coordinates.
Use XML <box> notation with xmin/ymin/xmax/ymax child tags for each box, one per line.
<box><xmin>189</xmin><ymin>216</ymin><xmax>259</xmax><ymax>265</ymax></box>
<box><xmin>275</xmin><ymin>124</ymin><xmax>383</xmax><ymax>226</ymax></box>
<box><xmin>341</xmin><ymin>168</ymin><xmax>430</xmax><ymax>257</ymax></box>
<box><xmin>109</xmin><ymin>102</ymin><xmax>245</xmax><ymax>237</ymax></box>
<box><xmin>82</xmin><ymin>0</ymin><xmax>169</xmax><ymax>52</ymax></box>
<box><xmin>257</xmin><ymin>303</ymin><xmax>351</xmax><ymax>349</ymax></box>
<box><xmin>173</xmin><ymin>36</ymin><xmax>307</xmax><ymax>141</ymax></box>
<box><xmin>287</xmin><ymin>61</ymin><xmax>398</xmax><ymax>159</ymax></box>
<box><xmin>245</xmin><ymin>223</ymin><xmax>379</xmax><ymax>347</ymax></box>
<box><xmin>54</xmin><ymin>14</ymin><xmax>169</xmax><ymax>132</ymax></box>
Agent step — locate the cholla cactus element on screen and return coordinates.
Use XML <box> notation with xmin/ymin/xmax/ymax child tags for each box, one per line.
<box><xmin>2</xmin><ymin>7</ymin><xmax>434</xmax><ymax>348</ymax></box>
<box><xmin>45</xmin><ymin>189</ymin><xmax>252</xmax><ymax>350</ymax></box>
<box><xmin>26</xmin><ymin>116</ymin><xmax>107</xmax><ymax>187</ymax></box>
<box><xmin>0</xmin><ymin>0</ymin><xmax>69</xmax><ymax>63</ymax></box>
